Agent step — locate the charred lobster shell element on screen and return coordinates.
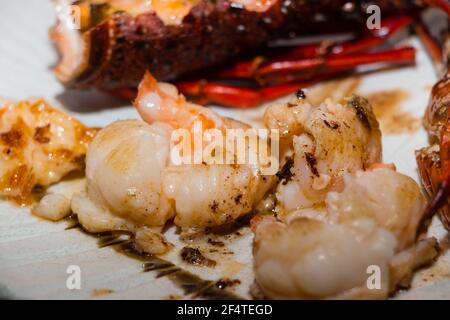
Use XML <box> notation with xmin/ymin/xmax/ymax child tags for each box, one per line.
<box><xmin>416</xmin><ymin>31</ymin><xmax>450</xmax><ymax>233</ymax></box>
<box><xmin>52</xmin><ymin>0</ymin><xmax>425</xmax><ymax>94</ymax></box>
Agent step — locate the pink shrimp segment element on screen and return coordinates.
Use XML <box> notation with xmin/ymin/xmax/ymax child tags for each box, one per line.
<box><xmin>134</xmin><ymin>71</ymin><xmax>224</xmax><ymax>131</ymax></box>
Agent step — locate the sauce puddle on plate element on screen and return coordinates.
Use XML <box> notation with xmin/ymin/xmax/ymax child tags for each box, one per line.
<box><xmin>64</xmin><ymin>215</ymin><xmax>243</xmax><ymax>300</ymax></box>
<box><xmin>366</xmin><ymin>89</ymin><xmax>419</xmax><ymax>134</ymax></box>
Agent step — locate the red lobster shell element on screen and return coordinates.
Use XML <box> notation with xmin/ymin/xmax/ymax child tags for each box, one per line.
<box><xmin>416</xmin><ymin>32</ymin><xmax>450</xmax><ymax>232</ymax></box>
<box><xmin>51</xmin><ymin>0</ymin><xmax>423</xmax><ymax>95</ymax></box>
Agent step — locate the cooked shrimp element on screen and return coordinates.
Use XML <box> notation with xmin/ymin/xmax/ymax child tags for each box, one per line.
<box><xmin>71</xmin><ymin>120</ymin><xmax>174</xmax><ymax>230</ymax></box>
<box><xmin>32</xmin><ymin>193</ymin><xmax>71</xmax><ymax>221</ymax></box>
<box><xmin>0</xmin><ymin>99</ymin><xmax>97</xmax><ymax>204</ymax></box>
<box><xmin>135</xmin><ymin>71</ymin><xmax>225</xmax><ymax>131</ymax></box>
<box><xmin>326</xmin><ymin>168</ymin><xmax>425</xmax><ymax>250</ymax></box>
<box><xmin>71</xmin><ymin>191</ymin><xmax>133</xmax><ymax>233</ymax></box>
<box><xmin>73</xmin><ymin>72</ymin><xmax>274</xmax><ymax>252</ymax></box>
<box><xmin>252</xmin><ymin>167</ymin><xmax>435</xmax><ymax>300</ymax></box>
<box><xmin>264</xmin><ymin>94</ymin><xmax>381</xmax><ymax>215</ymax></box>
<box><xmin>32</xmin><ymin>176</ymin><xmax>86</xmax><ymax>221</ymax></box>
<box><xmin>139</xmin><ymin>72</ymin><xmax>273</xmax><ymax>228</ymax></box>
<box><xmin>253</xmin><ymin>216</ymin><xmax>396</xmax><ymax>299</ymax></box>
<box><xmin>163</xmin><ymin>162</ymin><xmax>269</xmax><ymax>228</ymax></box>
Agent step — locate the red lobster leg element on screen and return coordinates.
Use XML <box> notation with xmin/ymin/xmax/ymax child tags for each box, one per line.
<box><xmin>176</xmin><ymin>81</ymin><xmax>261</xmax><ymax>108</ymax></box>
<box><xmin>176</xmin><ymin>78</ymin><xmax>326</xmax><ymax>109</ymax></box>
<box><xmin>415</xmin><ymin>24</ymin><xmax>443</xmax><ymax>72</ymax></box>
<box><xmin>330</xmin><ymin>16</ymin><xmax>413</xmax><ymax>55</ymax></box>
<box><xmin>177</xmin><ymin>14</ymin><xmax>416</xmax><ymax>108</ymax></box>
<box><xmin>116</xmin><ymin>47</ymin><xmax>416</xmax><ymax>106</ymax></box>
<box><xmin>216</xmin><ymin>15</ymin><xmax>413</xmax><ymax>81</ymax></box>
<box><xmin>177</xmin><ymin>47</ymin><xmax>416</xmax><ymax>108</ymax></box>
<box><xmin>257</xmin><ymin>47</ymin><xmax>416</xmax><ymax>84</ymax></box>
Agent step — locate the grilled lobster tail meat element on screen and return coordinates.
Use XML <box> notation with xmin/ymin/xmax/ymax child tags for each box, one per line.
<box><xmin>52</xmin><ymin>0</ymin><xmax>426</xmax><ymax>96</ymax></box>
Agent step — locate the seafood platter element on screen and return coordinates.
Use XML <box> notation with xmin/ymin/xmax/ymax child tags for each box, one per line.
<box><xmin>0</xmin><ymin>0</ymin><xmax>450</xmax><ymax>300</ymax></box>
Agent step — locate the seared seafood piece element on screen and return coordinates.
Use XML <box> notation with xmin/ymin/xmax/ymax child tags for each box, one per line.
<box><xmin>32</xmin><ymin>177</ymin><xmax>86</xmax><ymax>221</ymax></box>
<box><xmin>253</xmin><ymin>216</ymin><xmax>396</xmax><ymax>299</ymax></box>
<box><xmin>73</xmin><ymin>120</ymin><xmax>174</xmax><ymax>228</ymax></box>
<box><xmin>0</xmin><ymin>99</ymin><xmax>97</xmax><ymax>204</ymax></box>
<box><xmin>71</xmin><ymin>119</ymin><xmax>175</xmax><ymax>254</ymax></box>
<box><xmin>252</xmin><ymin>167</ymin><xmax>437</xmax><ymax>300</ymax></box>
<box><xmin>326</xmin><ymin>169</ymin><xmax>424</xmax><ymax>251</ymax></box>
<box><xmin>134</xmin><ymin>71</ymin><xmax>225</xmax><ymax>130</ymax></box>
<box><xmin>264</xmin><ymin>94</ymin><xmax>381</xmax><ymax>216</ymax></box>
<box><xmin>137</xmin><ymin>72</ymin><xmax>274</xmax><ymax>229</ymax></box>
<box><xmin>163</xmin><ymin>162</ymin><xmax>268</xmax><ymax>228</ymax></box>
<box><xmin>72</xmin><ymin>72</ymin><xmax>274</xmax><ymax>252</ymax></box>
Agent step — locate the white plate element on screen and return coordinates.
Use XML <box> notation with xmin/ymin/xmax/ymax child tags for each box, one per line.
<box><xmin>0</xmin><ymin>0</ymin><xmax>449</xmax><ymax>299</ymax></box>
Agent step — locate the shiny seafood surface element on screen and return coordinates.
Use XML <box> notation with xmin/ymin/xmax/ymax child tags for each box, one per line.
<box><xmin>0</xmin><ymin>99</ymin><xmax>97</xmax><ymax>204</ymax></box>
<box><xmin>264</xmin><ymin>94</ymin><xmax>381</xmax><ymax>217</ymax></box>
<box><xmin>71</xmin><ymin>73</ymin><xmax>274</xmax><ymax>253</ymax></box>
<box><xmin>252</xmin><ymin>168</ymin><xmax>435</xmax><ymax>300</ymax></box>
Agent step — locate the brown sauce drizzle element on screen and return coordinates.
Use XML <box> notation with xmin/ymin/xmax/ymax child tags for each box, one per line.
<box><xmin>208</xmin><ymin>238</ymin><xmax>225</xmax><ymax>247</ymax></box>
<box><xmin>323</xmin><ymin>119</ymin><xmax>339</xmax><ymax>129</ymax></box>
<box><xmin>365</xmin><ymin>90</ymin><xmax>419</xmax><ymax>134</ymax></box>
<box><xmin>348</xmin><ymin>97</ymin><xmax>371</xmax><ymax>130</ymax></box>
<box><xmin>215</xmin><ymin>279</ymin><xmax>241</xmax><ymax>290</ymax></box>
<box><xmin>64</xmin><ymin>215</ymin><xmax>243</xmax><ymax>300</ymax></box>
<box><xmin>276</xmin><ymin>157</ymin><xmax>294</xmax><ymax>185</ymax></box>
<box><xmin>304</xmin><ymin>152</ymin><xmax>319</xmax><ymax>177</ymax></box>
<box><xmin>180</xmin><ymin>247</ymin><xmax>217</xmax><ymax>268</ymax></box>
